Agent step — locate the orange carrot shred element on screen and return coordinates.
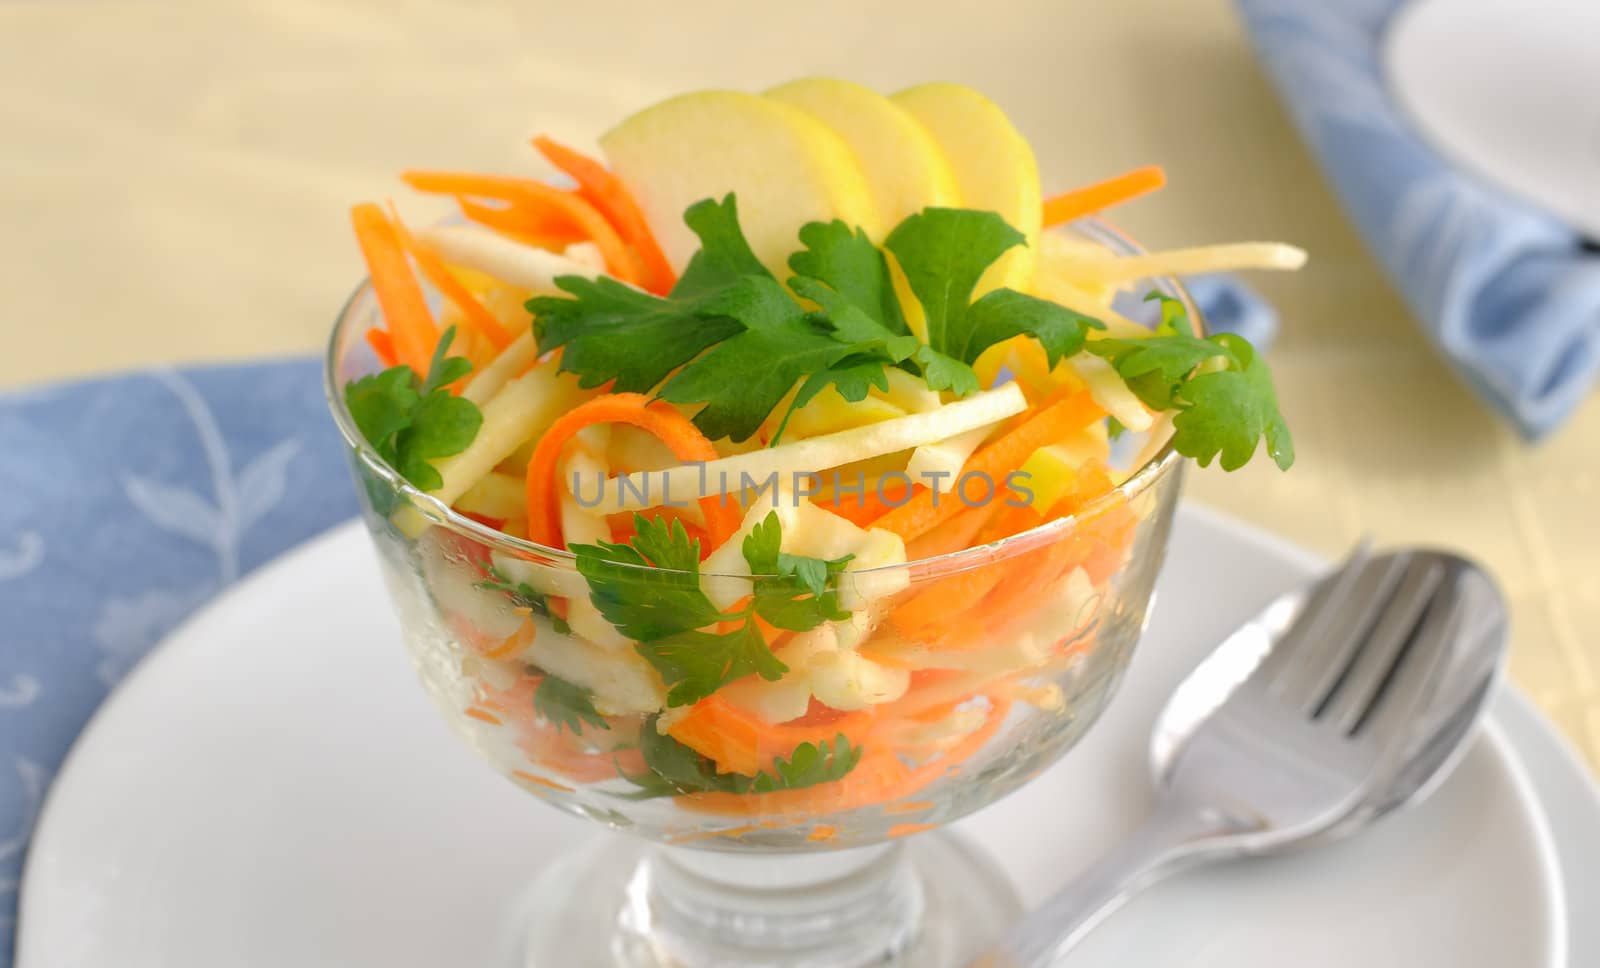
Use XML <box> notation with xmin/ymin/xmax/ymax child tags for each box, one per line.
<box><xmin>401</xmin><ymin>171</ymin><xmax>642</xmax><ymax>283</ymax></box>
<box><xmin>386</xmin><ymin>202</ymin><xmax>515</xmax><ymax>351</ymax></box>
<box><xmin>511</xmin><ymin>770</ymin><xmax>576</xmax><ymax>793</ymax></box>
<box><xmin>456</xmin><ymin>196</ymin><xmax>587</xmax><ymax>248</ymax></box>
<box><xmin>350</xmin><ymin>202</ymin><xmax>440</xmax><ymax>373</ymax></box>
<box><xmin>532</xmin><ymin>135</ymin><xmax>677</xmax><ymax>295</ymax></box>
<box><xmin>364</xmin><ymin>327</ymin><xmax>397</xmax><ymax>367</ymax></box>
<box><xmin>872</xmin><ymin>389</ymin><xmax>1105</xmax><ymax>543</ymax></box>
<box><xmin>523</xmin><ymin>393</ymin><xmax>740</xmax><ymax>550</ymax></box>
<box><xmin>1042</xmin><ymin>165</ymin><xmax>1167</xmax><ymax>228</ymax></box>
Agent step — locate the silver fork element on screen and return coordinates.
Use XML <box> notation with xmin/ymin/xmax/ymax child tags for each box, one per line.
<box><xmin>985</xmin><ymin>546</ymin><xmax>1467</xmax><ymax>966</ymax></box>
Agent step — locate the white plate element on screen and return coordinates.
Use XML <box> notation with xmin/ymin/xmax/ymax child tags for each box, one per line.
<box><xmin>1386</xmin><ymin>0</ymin><xmax>1600</xmax><ymax>239</ymax></box>
<box><xmin>17</xmin><ymin>507</ymin><xmax>1577</xmax><ymax>967</ymax></box>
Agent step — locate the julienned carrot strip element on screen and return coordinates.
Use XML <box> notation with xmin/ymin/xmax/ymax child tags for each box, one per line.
<box><xmin>350</xmin><ymin>203</ymin><xmax>440</xmax><ymax>373</ymax></box>
<box><xmin>1041</xmin><ymin>165</ymin><xmax>1167</xmax><ymax>228</ymax></box>
<box><xmin>666</xmin><ymin>695</ymin><xmax>878</xmax><ymax>777</ymax></box>
<box><xmin>456</xmin><ymin>196</ymin><xmax>587</xmax><ymax>247</ymax></box>
<box><xmin>512</xmin><ymin>770</ymin><xmax>576</xmax><ymax>794</ymax></box>
<box><xmin>890</xmin><ymin>503</ymin><xmax>1050</xmax><ymax>638</ymax></box>
<box><xmin>386</xmin><ymin>203</ymin><xmax>515</xmax><ymax>351</ymax></box>
<box><xmin>872</xmin><ymin>389</ymin><xmax>1105</xmax><ymax>543</ymax></box>
<box><xmin>915</xmin><ymin>465</ymin><xmax>1127</xmax><ymax>648</ymax></box>
<box><xmin>364</xmin><ymin>327</ymin><xmax>397</xmax><ymax>367</ymax></box>
<box><xmin>902</xmin><ymin>504</ymin><xmax>997</xmax><ymax>560</ymax></box>
<box><xmin>816</xmin><ymin>476</ymin><xmax>913</xmax><ymax>527</ymax></box>
<box><xmin>532</xmin><ymin>136</ymin><xmax>677</xmax><ymax>295</ymax></box>
<box><xmin>524</xmin><ymin>393</ymin><xmax>740</xmax><ymax>549</ymax></box>
<box><xmin>401</xmin><ymin>171</ymin><xmax>642</xmax><ymax>283</ymax></box>
<box><xmin>680</xmin><ymin>695</ymin><xmax>1011</xmax><ymax>817</ymax></box>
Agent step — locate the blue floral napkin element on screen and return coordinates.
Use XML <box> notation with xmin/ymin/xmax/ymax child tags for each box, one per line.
<box><xmin>0</xmin><ymin>361</ymin><xmax>356</xmax><ymax>960</ymax></box>
<box><xmin>1237</xmin><ymin>0</ymin><xmax>1600</xmax><ymax>438</ymax></box>
<box><xmin>0</xmin><ymin>273</ymin><xmax>1273</xmax><ymax>962</ymax></box>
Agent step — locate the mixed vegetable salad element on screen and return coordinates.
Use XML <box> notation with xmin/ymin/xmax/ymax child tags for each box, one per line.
<box><xmin>340</xmin><ymin>79</ymin><xmax>1302</xmax><ymax>825</ymax></box>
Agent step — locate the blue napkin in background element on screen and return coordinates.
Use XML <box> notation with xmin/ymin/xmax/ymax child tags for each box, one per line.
<box><xmin>0</xmin><ymin>281</ymin><xmax>1268</xmax><ymax>962</ymax></box>
<box><xmin>1237</xmin><ymin>0</ymin><xmax>1600</xmax><ymax>438</ymax></box>
<box><xmin>0</xmin><ymin>362</ymin><xmax>356</xmax><ymax>960</ymax></box>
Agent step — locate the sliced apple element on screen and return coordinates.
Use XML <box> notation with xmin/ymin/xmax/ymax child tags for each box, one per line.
<box><xmin>765</xmin><ymin>78</ymin><xmax>961</xmax><ymax>227</ymax></box>
<box><xmin>891</xmin><ymin>83</ymin><xmax>1042</xmax><ymax>293</ymax></box>
<box><xmin>599</xmin><ymin>90</ymin><xmax>882</xmax><ymax>278</ymax></box>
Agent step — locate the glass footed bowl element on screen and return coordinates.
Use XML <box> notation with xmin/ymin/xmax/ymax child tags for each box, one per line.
<box><xmin>326</xmin><ymin>219</ymin><xmax>1189</xmax><ymax>968</ymax></box>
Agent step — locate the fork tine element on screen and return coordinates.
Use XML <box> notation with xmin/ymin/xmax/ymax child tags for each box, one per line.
<box><xmin>1350</xmin><ymin>562</ymin><xmax>1461</xmax><ymax>747</ymax></box>
<box><xmin>1255</xmin><ymin>540</ymin><xmax>1373</xmax><ymax>685</ymax></box>
<box><xmin>1260</xmin><ymin>543</ymin><xmax>1402</xmax><ymax>709</ymax></box>
<box><xmin>1319</xmin><ymin>558</ymin><xmax>1447</xmax><ymax>734</ymax></box>
<box><xmin>1272</xmin><ymin>553</ymin><xmax>1412</xmax><ymax>710</ymax></box>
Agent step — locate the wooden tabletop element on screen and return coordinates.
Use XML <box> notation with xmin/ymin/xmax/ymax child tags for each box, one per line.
<box><xmin>3</xmin><ymin>0</ymin><xmax>1595</xmax><ymax>768</ymax></box>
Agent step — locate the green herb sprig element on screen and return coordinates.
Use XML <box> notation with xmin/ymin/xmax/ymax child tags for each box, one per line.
<box><xmin>570</xmin><ymin>511</ymin><xmax>850</xmax><ymax>707</ymax></box>
<box><xmin>619</xmin><ymin>721</ymin><xmax>861</xmax><ymax>799</ymax></box>
<box><xmin>1086</xmin><ymin>293</ymin><xmax>1294</xmax><ymax>470</ymax></box>
<box><xmin>342</xmin><ymin>326</ymin><xmax>483</xmax><ymax>490</ymax></box>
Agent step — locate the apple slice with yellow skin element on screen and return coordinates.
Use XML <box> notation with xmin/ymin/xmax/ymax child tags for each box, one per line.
<box><xmin>599</xmin><ymin>90</ymin><xmax>882</xmax><ymax>278</ymax></box>
<box><xmin>765</xmin><ymin>78</ymin><xmax>961</xmax><ymax>228</ymax></box>
<box><xmin>891</xmin><ymin>83</ymin><xmax>1042</xmax><ymax>294</ymax></box>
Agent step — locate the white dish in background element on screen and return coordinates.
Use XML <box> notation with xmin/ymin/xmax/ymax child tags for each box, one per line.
<box><xmin>17</xmin><ymin>507</ymin><xmax>1579</xmax><ymax>967</ymax></box>
<box><xmin>1386</xmin><ymin>0</ymin><xmax>1600</xmax><ymax>239</ymax></box>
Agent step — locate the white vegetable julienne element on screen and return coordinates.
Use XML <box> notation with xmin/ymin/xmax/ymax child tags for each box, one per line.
<box><xmin>905</xmin><ymin>424</ymin><xmax>991</xmax><ymax>481</ymax></box>
<box><xmin>720</xmin><ymin>626</ymin><xmax>835</xmax><ymax>724</ymax></box>
<box><xmin>421</xmin><ymin>225</ymin><xmax>605</xmax><ymax>294</ymax></box>
<box><xmin>1068</xmin><ymin>353</ymin><xmax>1153</xmax><ymax>432</ymax></box>
<box><xmin>454</xmin><ymin>471</ymin><xmax>526</xmax><ymax>519</ymax></box>
<box><xmin>462</xmin><ymin>331</ymin><xmax>538</xmax><ymax>405</ymax></box>
<box><xmin>1032</xmin><ymin>271</ymin><xmax>1148</xmax><ymax>339</ymax></box>
<box><xmin>432</xmin><ymin>360</ymin><xmax>585</xmax><ymax>505</ymax></box>
<box><xmin>561</xmin><ymin>240</ymin><xmax>606</xmax><ymax>271</ymax></box>
<box><xmin>1067</xmin><ymin>242</ymin><xmax>1308</xmax><ymax>286</ymax></box>
<box><xmin>589</xmin><ymin>383</ymin><xmax>1028</xmax><ymax>515</ymax></box>
<box><xmin>876</xmin><ymin>367</ymin><xmax>943</xmax><ymax>413</ymax></box>
<box><xmin>558</xmin><ymin>427</ymin><xmax>631</xmax><ymax>652</ymax></box>
<box><xmin>521</xmin><ymin>613</ymin><xmax>667</xmax><ymax>715</ymax></box>
<box><xmin>698</xmin><ymin>494</ymin><xmax>907</xmax><ymax>611</ymax></box>
<box><xmin>809</xmin><ymin>646</ymin><xmax>910</xmax><ymax>710</ymax></box>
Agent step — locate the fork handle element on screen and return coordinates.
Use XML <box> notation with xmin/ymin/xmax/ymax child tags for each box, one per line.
<box><xmin>982</xmin><ymin>801</ymin><xmax>1242</xmax><ymax>967</ymax></box>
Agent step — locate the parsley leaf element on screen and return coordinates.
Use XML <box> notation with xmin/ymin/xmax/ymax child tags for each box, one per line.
<box><xmin>1086</xmin><ymin>293</ymin><xmax>1295</xmax><ymax>470</ymax></box>
<box><xmin>573</xmin><ymin>518</ymin><xmax>725</xmax><ymax>642</ymax></box>
<box><xmin>620</xmin><ymin>722</ymin><xmax>862</xmax><ymax>799</ymax></box>
<box><xmin>533</xmin><ymin>675</ymin><xmax>610</xmax><ymax>735</ymax></box>
<box><xmin>882</xmin><ymin>208</ymin><xmax>1104</xmax><ymax>392</ymax></box>
<box><xmin>572</xmin><ymin>515</ymin><xmax>786</xmax><ymax>706</ymax></box>
<box><xmin>787</xmin><ymin>220</ymin><xmax>907</xmax><ymax>337</ymax></box>
<box><xmin>656</xmin><ymin>275</ymin><xmax>864</xmax><ymax>442</ymax></box>
<box><xmin>883</xmin><ymin>207</ymin><xmax>1024</xmax><ymax>351</ymax></box>
<box><xmin>1173</xmin><ymin>335</ymin><xmax>1295</xmax><ymax>470</ymax></box>
<box><xmin>533</xmin><ymin>196</ymin><xmax>901</xmax><ymax>442</ymax></box>
<box><xmin>530</xmin><ymin>275</ymin><xmax>741</xmax><ymax>393</ymax></box>
<box><xmin>639</xmin><ymin>624</ymin><xmax>786</xmax><ymax>707</ymax></box>
<box><xmin>571</xmin><ymin>512</ymin><xmax>853</xmax><ymax>707</ymax></box>
<box><xmin>342</xmin><ymin>327</ymin><xmax>482</xmax><ymax>491</ymax></box>
<box><xmin>747</xmin><ymin>734</ymin><xmax>862</xmax><ymax>794</ymax></box>
<box><xmin>741</xmin><ymin>512</ymin><xmax>853</xmax><ymax>632</ymax></box>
